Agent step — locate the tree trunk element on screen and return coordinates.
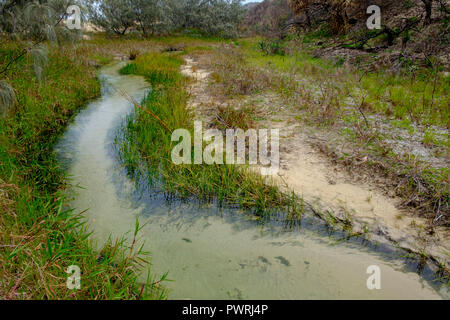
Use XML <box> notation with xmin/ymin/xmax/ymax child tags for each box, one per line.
<box><xmin>422</xmin><ymin>0</ymin><xmax>433</xmax><ymax>25</ymax></box>
<box><xmin>140</xmin><ymin>20</ymin><xmax>147</xmax><ymax>37</ymax></box>
<box><xmin>384</xmin><ymin>27</ymin><xmax>395</xmax><ymax>46</ymax></box>
<box><xmin>305</xmin><ymin>9</ymin><xmax>312</xmax><ymax>31</ymax></box>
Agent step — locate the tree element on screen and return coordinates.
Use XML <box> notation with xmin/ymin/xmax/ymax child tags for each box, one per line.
<box><xmin>1</xmin><ymin>0</ymin><xmax>82</xmax><ymax>40</ymax></box>
<box><xmin>194</xmin><ymin>0</ymin><xmax>244</xmax><ymax>37</ymax></box>
<box><xmin>166</xmin><ymin>0</ymin><xmax>245</xmax><ymax>37</ymax></box>
<box><xmin>87</xmin><ymin>0</ymin><xmax>137</xmax><ymax>35</ymax></box>
<box><xmin>86</xmin><ymin>0</ymin><xmax>244</xmax><ymax>37</ymax></box>
<box><xmin>131</xmin><ymin>0</ymin><xmax>165</xmax><ymax>36</ymax></box>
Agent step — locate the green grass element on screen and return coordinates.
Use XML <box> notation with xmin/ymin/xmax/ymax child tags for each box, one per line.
<box><xmin>362</xmin><ymin>72</ymin><xmax>450</xmax><ymax>127</ymax></box>
<box><xmin>117</xmin><ymin>52</ymin><xmax>304</xmax><ymax>219</ymax></box>
<box><xmin>239</xmin><ymin>37</ymin><xmax>449</xmax><ymax>128</ymax></box>
<box><xmin>120</xmin><ymin>52</ymin><xmax>184</xmax><ymax>85</ymax></box>
<box><xmin>0</xmin><ymin>41</ymin><xmax>165</xmax><ymax>299</ymax></box>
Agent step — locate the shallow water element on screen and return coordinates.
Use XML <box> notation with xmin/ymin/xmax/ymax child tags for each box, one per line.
<box><xmin>55</xmin><ymin>63</ymin><xmax>447</xmax><ymax>300</ymax></box>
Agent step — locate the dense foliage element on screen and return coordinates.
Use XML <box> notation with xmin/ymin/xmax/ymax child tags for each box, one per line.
<box><xmin>87</xmin><ymin>0</ymin><xmax>245</xmax><ymax>37</ymax></box>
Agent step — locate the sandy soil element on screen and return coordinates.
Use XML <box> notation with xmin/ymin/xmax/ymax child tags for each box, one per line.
<box><xmin>180</xmin><ymin>55</ymin><xmax>449</xmax><ymax>269</ymax></box>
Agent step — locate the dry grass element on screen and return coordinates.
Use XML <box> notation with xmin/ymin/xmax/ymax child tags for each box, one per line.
<box><xmin>209</xmin><ymin>47</ymin><xmax>274</xmax><ymax>96</ymax></box>
<box><xmin>213</xmin><ymin>104</ymin><xmax>256</xmax><ymax>131</ymax></box>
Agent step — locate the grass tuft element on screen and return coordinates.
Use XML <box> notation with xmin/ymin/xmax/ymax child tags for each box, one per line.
<box><xmin>117</xmin><ymin>51</ymin><xmax>304</xmax><ymax>219</ymax></box>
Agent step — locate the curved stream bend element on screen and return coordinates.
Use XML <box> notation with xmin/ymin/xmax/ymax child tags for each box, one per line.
<box><xmin>55</xmin><ymin>63</ymin><xmax>446</xmax><ymax>300</ymax></box>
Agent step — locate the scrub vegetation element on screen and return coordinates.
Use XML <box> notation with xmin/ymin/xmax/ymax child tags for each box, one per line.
<box><xmin>206</xmin><ymin>38</ymin><xmax>449</xmax><ymax>224</ymax></box>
